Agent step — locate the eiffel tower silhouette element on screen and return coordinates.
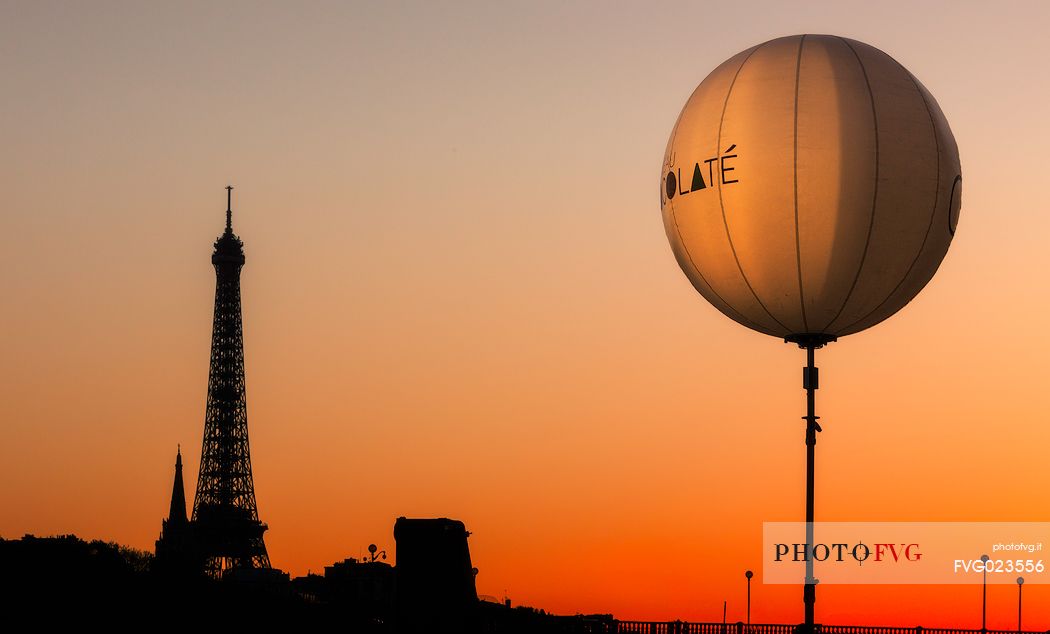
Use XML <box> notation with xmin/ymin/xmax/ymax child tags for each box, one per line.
<box><xmin>189</xmin><ymin>186</ymin><xmax>271</xmax><ymax>575</ymax></box>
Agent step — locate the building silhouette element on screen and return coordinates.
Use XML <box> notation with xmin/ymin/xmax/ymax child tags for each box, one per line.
<box><xmin>322</xmin><ymin>556</ymin><xmax>396</xmax><ymax>620</ymax></box>
<box><xmin>155</xmin><ymin>187</ymin><xmax>272</xmax><ymax>578</ymax></box>
<box><xmin>394</xmin><ymin>517</ymin><xmax>479</xmax><ymax>633</ymax></box>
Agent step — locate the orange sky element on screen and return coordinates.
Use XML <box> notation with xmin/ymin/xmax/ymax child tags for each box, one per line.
<box><xmin>2</xmin><ymin>0</ymin><xmax>1049</xmax><ymax>628</ymax></box>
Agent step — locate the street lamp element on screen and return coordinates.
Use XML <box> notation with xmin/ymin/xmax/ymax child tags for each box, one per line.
<box><xmin>981</xmin><ymin>554</ymin><xmax>990</xmax><ymax>633</ymax></box>
<box><xmin>368</xmin><ymin>543</ymin><xmax>387</xmax><ymax>562</ymax></box>
<box><xmin>745</xmin><ymin>570</ymin><xmax>754</xmax><ymax>630</ymax></box>
<box><xmin>1017</xmin><ymin>576</ymin><xmax>1024</xmax><ymax>633</ymax></box>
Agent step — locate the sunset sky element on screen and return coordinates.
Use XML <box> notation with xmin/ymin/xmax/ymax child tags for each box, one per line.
<box><xmin>2</xmin><ymin>0</ymin><xmax>1049</xmax><ymax>627</ymax></box>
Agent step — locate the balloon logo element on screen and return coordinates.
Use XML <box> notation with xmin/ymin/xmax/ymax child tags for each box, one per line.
<box><xmin>661</xmin><ymin>34</ymin><xmax>961</xmax><ymax>341</ymax></box>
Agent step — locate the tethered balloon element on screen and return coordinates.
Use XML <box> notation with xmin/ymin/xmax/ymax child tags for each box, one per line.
<box><xmin>661</xmin><ymin>34</ymin><xmax>960</xmax><ymax>341</ymax></box>
<box><xmin>659</xmin><ymin>35</ymin><xmax>961</xmax><ymax>630</ymax></box>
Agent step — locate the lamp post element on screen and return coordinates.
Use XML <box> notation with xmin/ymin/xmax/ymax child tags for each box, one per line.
<box><xmin>368</xmin><ymin>543</ymin><xmax>387</xmax><ymax>562</ymax></box>
<box><xmin>745</xmin><ymin>570</ymin><xmax>753</xmax><ymax>630</ymax></box>
<box><xmin>981</xmin><ymin>554</ymin><xmax>990</xmax><ymax>633</ymax></box>
<box><xmin>1017</xmin><ymin>576</ymin><xmax>1024</xmax><ymax>633</ymax></box>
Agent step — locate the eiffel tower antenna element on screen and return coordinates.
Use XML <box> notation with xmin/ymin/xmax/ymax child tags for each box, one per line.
<box><xmin>225</xmin><ymin>185</ymin><xmax>233</xmax><ymax>231</ymax></box>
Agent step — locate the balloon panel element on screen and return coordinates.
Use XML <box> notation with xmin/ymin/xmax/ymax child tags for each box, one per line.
<box><xmin>795</xmin><ymin>36</ymin><xmax>875</xmax><ymax>332</ymax></box>
<box><xmin>721</xmin><ymin>37</ymin><xmax>805</xmax><ymax>334</ymax></box>
<box><xmin>662</xmin><ymin>45</ymin><xmax>781</xmax><ymax>335</ymax></box>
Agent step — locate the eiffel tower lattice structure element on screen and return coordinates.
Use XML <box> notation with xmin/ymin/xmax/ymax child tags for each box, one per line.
<box><xmin>190</xmin><ymin>186</ymin><xmax>271</xmax><ymax>576</ymax></box>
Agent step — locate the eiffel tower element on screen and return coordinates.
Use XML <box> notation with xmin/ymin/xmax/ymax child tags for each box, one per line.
<box><xmin>190</xmin><ymin>186</ymin><xmax>271</xmax><ymax>575</ymax></box>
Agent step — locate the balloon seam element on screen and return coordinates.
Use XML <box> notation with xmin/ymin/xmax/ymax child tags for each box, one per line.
<box><xmin>793</xmin><ymin>35</ymin><xmax>810</xmax><ymax>333</ymax></box>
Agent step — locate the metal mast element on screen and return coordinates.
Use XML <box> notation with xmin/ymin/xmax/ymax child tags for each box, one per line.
<box><xmin>191</xmin><ymin>185</ymin><xmax>271</xmax><ymax>575</ymax></box>
<box><xmin>786</xmin><ymin>333</ymin><xmax>835</xmax><ymax>633</ymax></box>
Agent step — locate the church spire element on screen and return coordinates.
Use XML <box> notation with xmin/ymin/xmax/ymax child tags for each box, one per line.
<box><xmin>167</xmin><ymin>445</ymin><xmax>187</xmax><ymax>525</ymax></box>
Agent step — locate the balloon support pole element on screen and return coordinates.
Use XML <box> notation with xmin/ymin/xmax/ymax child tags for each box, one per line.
<box><xmin>785</xmin><ymin>333</ymin><xmax>836</xmax><ymax>634</ymax></box>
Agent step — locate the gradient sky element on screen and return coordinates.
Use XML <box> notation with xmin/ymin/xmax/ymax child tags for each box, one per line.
<box><xmin>2</xmin><ymin>0</ymin><xmax>1049</xmax><ymax>627</ymax></box>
